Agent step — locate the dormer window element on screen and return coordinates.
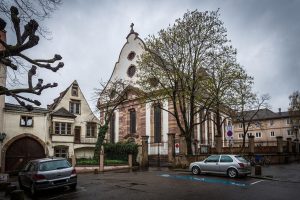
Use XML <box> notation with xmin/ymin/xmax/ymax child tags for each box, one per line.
<box><xmin>72</xmin><ymin>86</ymin><xmax>78</xmax><ymax>96</ymax></box>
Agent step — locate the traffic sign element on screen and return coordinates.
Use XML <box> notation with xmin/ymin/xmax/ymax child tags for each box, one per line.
<box><xmin>175</xmin><ymin>143</ymin><xmax>179</xmax><ymax>154</ymax></box>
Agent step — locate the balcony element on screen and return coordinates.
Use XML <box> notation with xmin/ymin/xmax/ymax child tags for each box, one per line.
<box><xmin>51</xmin><ymin>134</ymin><xmax>74</xmax><ymax>143</ymax></box>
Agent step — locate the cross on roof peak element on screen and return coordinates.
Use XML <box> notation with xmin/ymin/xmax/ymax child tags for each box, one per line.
<box><xmin>130</xmin><ymin>23</ymin><xmax>134</xmax><ymax>33</ymax></box>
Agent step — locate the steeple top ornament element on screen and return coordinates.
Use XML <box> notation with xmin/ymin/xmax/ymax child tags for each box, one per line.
<box><xmin>130</xmin><ymin>23</ymin><xmax>134</xmax><ymax>33</ymax></box>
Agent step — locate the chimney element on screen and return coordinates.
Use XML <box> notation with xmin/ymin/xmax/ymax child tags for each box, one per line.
<box><xmin>278</xmin><ymin>108</ymin><xmax>281</xmax><ymax>114</ymax></box>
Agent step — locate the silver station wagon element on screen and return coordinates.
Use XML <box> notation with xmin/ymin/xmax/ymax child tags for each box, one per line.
<box><xmin>189</xmin><ymin>154</ymin><xmax>251</xmax><ymax>178</ymax></box>
<box><xmin>18</xmin><ymin>158</ymin><xmax>77</xmax><ymax>195</ymax></box>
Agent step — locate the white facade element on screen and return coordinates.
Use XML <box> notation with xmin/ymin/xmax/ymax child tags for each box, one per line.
<box><xmin>0</xmin><ymin>80</ymin><xmax>99</xmax><ymax>172</ymax></box>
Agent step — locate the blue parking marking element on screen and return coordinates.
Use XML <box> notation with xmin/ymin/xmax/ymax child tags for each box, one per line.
<box><xmin>160</xmin><ymin>174</ymin><xmax>249</xmax><ymax>187</ymax></box>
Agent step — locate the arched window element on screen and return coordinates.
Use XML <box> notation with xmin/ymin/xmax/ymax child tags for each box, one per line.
<box><xmin>129</xmin><ymin>109</ymin><xmax>136</xmax><ymax>134</ymax></box>
<box><xmin>110</xmin><ymin>113</ymin><xmax>115</xmax><ymax>143</ymax></box>
<box><xmin>154</xmin><ymin>104</ymin><xmax>162</xmax><ymax>143</ymax></box>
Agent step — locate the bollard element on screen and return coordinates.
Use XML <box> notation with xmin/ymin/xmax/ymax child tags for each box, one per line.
<box><xmin>128</xmin><ymin>154</ymin><xmax>133</xmax><ymax>168</ymax></box>
<box><xmin>255</xmin><ymin>165</ymin><xmax>262</xmax><ymax>176</ymax></box>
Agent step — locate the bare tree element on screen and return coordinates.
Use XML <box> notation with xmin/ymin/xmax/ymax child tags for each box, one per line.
<box><xmin>0</xmin><ymin>6</ymin><xmax>63</xmax><ymax>110</ymax></box>
<box><xmin>288</xmin><ymin>91</ymin><xmax>300</xmax><ymax>140</ymax></box>
<box><xmin>231</xmin><ymin>76</ymin><xmax>270</xmax><ymax>151</ymax></box>
<box><xmin>94</xmin><ymin>79</ymin><xmax>128</xmax><ymax>160</ymax></box>
<box><xmin>137</xmin><ymin>10</ymin><xmax>246</xmax><ymax>154</ymax></box>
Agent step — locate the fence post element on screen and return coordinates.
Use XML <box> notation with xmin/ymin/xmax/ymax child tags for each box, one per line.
<box><xmin>167</xmin><ymin>133</ymin><xmax>175</xmax><ymax>163</ymax></box>
<box><xmin>179</xmin><ymin>135</ymin><xmax>187</xmax><ymax>155</ymax></box>
<box><xmin>295</xmin><ymin>139</ymin><xmax>299</xmax><ymax>154</ymax></box>
<box><xmin>276</xmin><ymin>136</ymin><xmax>283</xmax><ymax>153</ymax></box>
<box><xmin>71</xmin><ymin>154</ymin><xmax>76</xmax><ymax>167</ymax></box>
<box><xmin>141</xmin><ymin>136</ymin><xmax>149</xmax><ymax>168</ymax></box>
<box><xmin>287</xmin><ymin>138</ymin><xmax>292</xmax><ymax>153</ymax></box>
<box><xmin>215</xmin><ymin>136</ymin><xmax>222</xmax><ymax>154</ymax></box>
<box><xmin>99</xmin><ymin>145</ymin><xmax>104</xmax><ymax>172</ymax></box>
<box><xmin>248</xmin><ymin>135</ymin><xmax>255</xmax><ymax>154</ymax></box>
<box><xmin>128</xmin><ymin>154</ymin><xmax>133</xmax><ymax>168</ymax></box>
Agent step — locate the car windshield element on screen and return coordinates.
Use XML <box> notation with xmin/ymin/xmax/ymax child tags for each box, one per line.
<box><xmin>39</xmin><ymin>160</ymin><xmax>71</xmax><ymax>171</ymax></box>
<box><xmin>235</xmin><ymin>156</ymin><xmax>248</xmax><ymax>163</ymax></box>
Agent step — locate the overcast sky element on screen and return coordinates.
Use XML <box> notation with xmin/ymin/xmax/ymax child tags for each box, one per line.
<box><xmin>5</xmin><ymin>0</ymin><xmax>300</xmax><ymax>112</ymax></box>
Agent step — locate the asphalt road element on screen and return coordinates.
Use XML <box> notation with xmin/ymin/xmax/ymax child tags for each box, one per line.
<box><xmin>12</xmin><ymin>166</ymin><xmax>300</xmax><ymax>200</ymax></box>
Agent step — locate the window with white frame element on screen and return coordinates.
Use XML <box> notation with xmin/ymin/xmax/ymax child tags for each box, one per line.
<box><xmin>255</xmin><ymin>122</ymin><xmax>260</xmax><ymax>128</ymax></box>
<box><xmin>270</xmin><ymin>131</ymin><xmax>275</xmax><ymax>137</ymax></box>
<box><xmin>287</xmin><ymin>130</ymin><xmax>294</xmax><ymax>136</ymax></box>
<box><xmin>238</xmin><ymin>133</ymin><xmax>243</xmax><ymax>139</ymax></box>
<box><xmin>239</xmin><ymin>123</ymin><xmax>243</xmax><ymax>128</ymax></box>
<box><xmin>287</xmin><ymin>118</ymin><xmax>292</xmax><ymax>124</ymax></box>
<box><xmin>54</xmin><ymin>146</ymin><xmax>68</xmax><ymax>158</ymax></box>
<box><xmin>86</xmin><ymin>122</ymin><xmax>97</xmax><ymax>137</ymax></box>
<box><xmin>54</xmin><ymin>122</ymin><xmax>72</xmax><ymax>135</ymax></box>
<box><xmin>270</xmin><ymin>120</ymin><xmax>274</xmax><ymax>126</ymax></box>
<box><xmin>71</xmin><ymin>86</ymin><xmax>78</xmax><ymax>96</ymax></box>
<box><xmin>69</xmin><ymin>100</ymin><xmax>81</xmax><ymax>114</ymax></box>
<box><xmin>247</xmin><ymin>132</ymin><xmax>253</xmax><ymax>137</ymax></box>
<box><xmin>255</xmin><ymin>132</ymin><xmax>262</xmax><ymax>138</ymax></box>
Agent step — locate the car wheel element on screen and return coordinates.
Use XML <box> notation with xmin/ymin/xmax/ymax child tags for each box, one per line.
<box><xmin>192</xmin><ymin>166</ymin><xmax>200</xmax><ymax>175</ymax></box>
<box><xmin>227</xmin><ymin>168</ymin><xmax>238</xmax><ymax>178</ymax></box>
<box><xmin>70</xmin><ymin>183</ymin><xmax>77</xmax><ymax>190</ymax></box>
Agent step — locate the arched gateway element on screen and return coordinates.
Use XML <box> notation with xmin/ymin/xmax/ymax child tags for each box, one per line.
<box><xmin>3</xmin><ymin>135</ymin><xmax>46</xmax><ymax>173</ymax></box>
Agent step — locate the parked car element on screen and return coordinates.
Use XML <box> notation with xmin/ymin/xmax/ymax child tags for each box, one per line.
<box><xmin>189</xmin><ymin>154</ymin><xmax>251</xmax><ymax>178</ymax></box>
<box><xmin>18</xmin><ymin>157</ymin><xmax>77</xmax><ymax>195</ymax></box>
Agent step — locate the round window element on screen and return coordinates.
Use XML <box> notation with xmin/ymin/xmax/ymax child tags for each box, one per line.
<box><xmin>127</xmin><ymin>51</ymin><xmax>136</xmax><ymax>60</ymax></box>
<box><xmin>127</xmin><ymin>65</ymin><xmax>136</xmax><ymax>77</ymax></box>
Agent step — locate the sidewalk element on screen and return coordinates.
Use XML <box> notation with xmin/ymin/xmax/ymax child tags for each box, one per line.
<box><xmin>75</xmin><ymin>165</ymin><xmax>131</xmax><ymax>173</ymax></box>
<box><xmin>251</xmin><ymin>162</ymin><xmax>300</xmax><ymax>182</ymax></box>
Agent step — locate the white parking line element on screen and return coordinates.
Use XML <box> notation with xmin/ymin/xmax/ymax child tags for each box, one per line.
<box><xmin>250</xmin><ymin>180</ymin><xmax>264</xmax><ymax>185</ymax></box>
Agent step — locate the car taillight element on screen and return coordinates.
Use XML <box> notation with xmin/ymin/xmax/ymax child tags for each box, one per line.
<box><xmin>238</xmin><ymin>163</ymin><xmax>245</xmax><ymax>168</ymax></box>
<box><xmin>71</xmin><ymin>168</ymin><xmax>76</xmax><ymax>175</ymax></box>
<box><xmin>32</xmin><ymin>174</ymin><xmax>46</xmax><ymax>180</ymax></box>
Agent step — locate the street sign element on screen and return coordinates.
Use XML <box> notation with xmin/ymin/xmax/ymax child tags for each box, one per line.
<box><xmin>175</xmin><ymin>143</ymin><xmax>179</xmax><ymax>154</ymax></box>
<box><xmin>226</xmin><ymin>125</ymin><xmax>234</xmax><ymax>140</ymax></box>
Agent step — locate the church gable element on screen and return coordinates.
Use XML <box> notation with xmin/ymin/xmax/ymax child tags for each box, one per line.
<box><xmin>108</xmin><ymin>25</ymin><xmax>145</xmax><ymax>87</ymax></box>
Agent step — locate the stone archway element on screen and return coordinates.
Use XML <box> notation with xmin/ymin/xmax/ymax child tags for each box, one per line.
<box><xmin>1</xmin><ymin>134</ymin><xmax>47</xmax><ymax>173</ymax></box>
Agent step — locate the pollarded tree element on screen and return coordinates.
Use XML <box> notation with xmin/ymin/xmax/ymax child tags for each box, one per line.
<box><xmin>137</xmin><ymin>10</ymin><xmax>244</xmax><ymax>154</ymax></box>
<box><xmin>0</xmin><ymin>6</ymin><xmax>63</xmax><ymax>110</ymax></box>
<box><xmin>0</xmin><ymin>0</ymin><xmax>62</xmax><ymax>36</ymax></box>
